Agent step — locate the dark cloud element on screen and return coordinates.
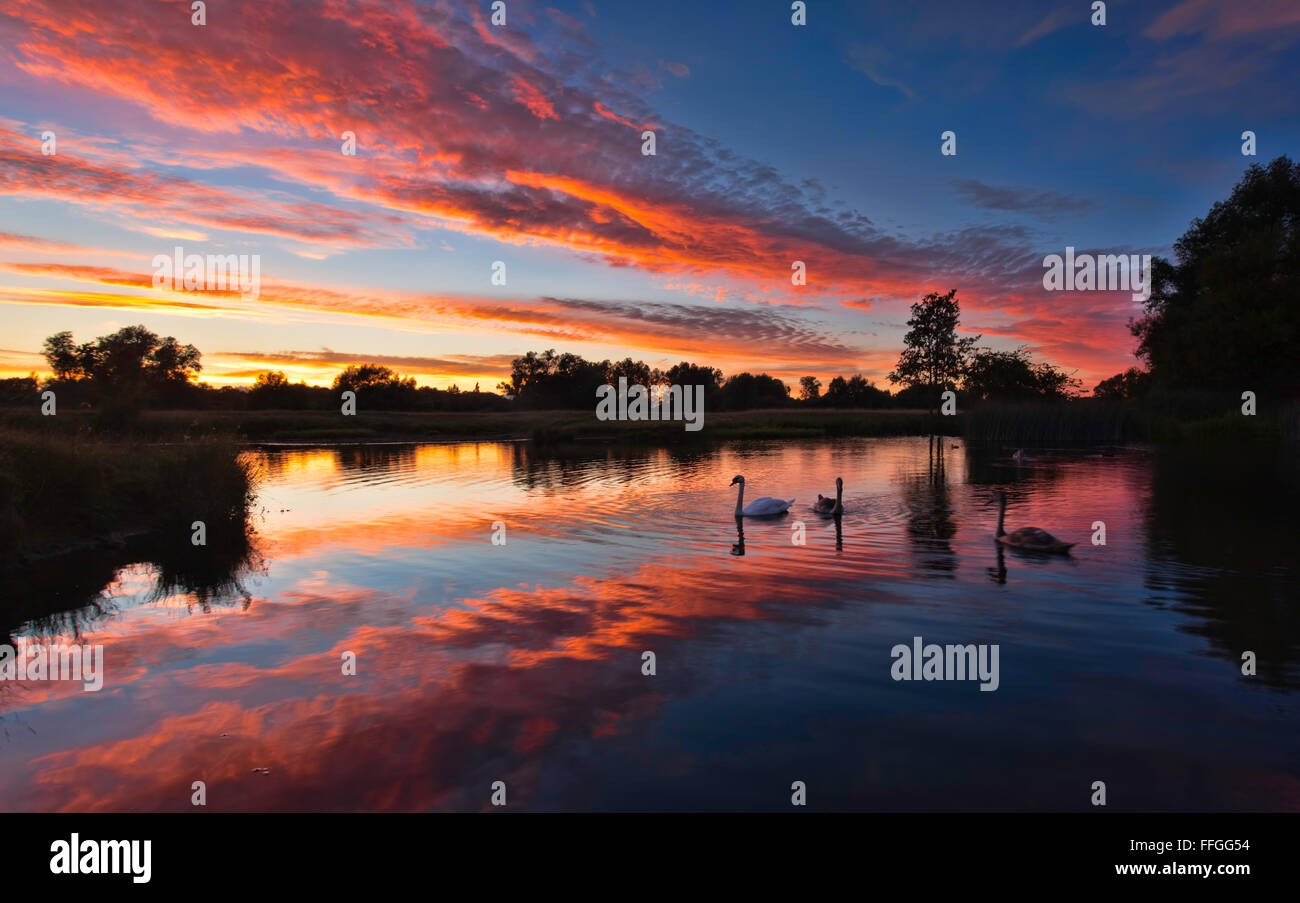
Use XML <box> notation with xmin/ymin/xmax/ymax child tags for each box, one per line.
<box><xmin>952</xmin><ymin>180</ymin><xmax>1093</xmax><ymax>217</ymax></box>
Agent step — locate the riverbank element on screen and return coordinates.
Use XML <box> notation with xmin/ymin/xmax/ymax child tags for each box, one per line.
<box><xmin>3</xmin><ymin>399</ymin><xmax>1293</xmax><ymax>451</ymax></box>
<box><xmin>0</xmin><ymin>407</ymin><xmax>960</xmax><ymax>445</ymax></box>
<box><xmin>7</xmin><ymin>398</ymin><xmax>1296</xmax><ymax>447</ymax></box>
<box><xmin>0</xmin><ymin>425</ymin><xmax>257</xmax><ymax>565</ymax></box>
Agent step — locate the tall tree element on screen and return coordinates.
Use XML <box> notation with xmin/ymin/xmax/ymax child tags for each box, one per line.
<box><xmin>964</xmin><ymin>346</ymin><xmax>1080</xmax><ymax>402</ymax></box>
<box><xmin>1092</xmin><ymin>367</ymin><xmax>1151</xmax><ymax>400</ymax></box>
<box><xmin>608</xmin><ymin>357</ymin><xmax>652</xmax><ymax>386</ymax></box>
<box><xmin>665</xmin><ymin>361</ymin><xmax>722</xmax><ymax>392</ymax></box>
<box><xmin>888</xmin><ymin>290</ymin><xmax>979</xmax><ymax>408</ymax></box>
<box><xmin>500</xmin><ymin>349</ymin><xmax>613</xmax><ymax>409</ymax></box>
<box><xmin>331</xmin><ymin>363</ymin><xmax>409</xmax><ymax>392</ymax></box>
<box><xmin>666</xmin><ymin>361</ymin><xmax>723</xmax><ymax>412</ymax></box>
<box><xmin>1131</xmin><ymin>156</ymin><xmax>1300</xmax><ymax>393</ymax></box>
<box><xmin>331</xmin><ymin>363</ymin><xmax>418</xmax><ymax>409</ymax></box>
<box><xmin>42</xmin><ymin>331</ymin><xmax>82</xmax><ymax>379</ymax></box>
<box><xmin>718</xmin><ymin>372</ymin><xmax>790</xmax><ymax>410</ymax></box>
<box><xmin>41</xmin><ymin>325</ymin><xmax>201</xmax><ymax>392</ymax></box>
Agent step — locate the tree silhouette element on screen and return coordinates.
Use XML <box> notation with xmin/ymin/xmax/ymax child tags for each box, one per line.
<box><xmin>1131</xmin><ymin>156</ymin><xmax>1300</xmax><ymax>394</ymax></box>
<box><xmin>888</xmin><ymin>290</ymin><xmax>979</xmax><ymax>410</ymax></box>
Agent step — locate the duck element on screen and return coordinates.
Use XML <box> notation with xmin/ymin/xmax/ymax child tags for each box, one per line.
<box><xmin>812</xmin><ymin>477</ymin><xmax>844</xmax><ymax>516</ymax></box>
<box><xmin>1011</xmin><ymin>448</ymin><xmax>1027</xmax><ymax>464</ymax></box>
<box><xmin>995</xmin><ymin>489</ymin><xmax>1073</xmax><ymax>553</ymax></box>
<box><xmin>730</xmin><ymin>475</ymin><xmax>794</xmax><ymax>517</ymax></box>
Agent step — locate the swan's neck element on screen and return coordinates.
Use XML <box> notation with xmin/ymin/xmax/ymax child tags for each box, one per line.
<box><xmin>996</xmin><ymin>495</ymin><xmax>1006</xmax><ymax>537</ymax></box>
<box><xmin>734</xmin><ymin>482</ymin><xmax>744</xmax><ymax>516</ymax></box>
<box><xmin>834</xmin><ymin>481</ymin><xmax>843</xmax><ymax>513</ymax></box>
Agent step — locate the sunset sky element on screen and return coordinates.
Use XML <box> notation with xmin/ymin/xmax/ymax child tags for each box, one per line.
<box><xmin>1</xmin><ymin>0</ymin><xmax>1298</xmax><ymax>392</ymax></box>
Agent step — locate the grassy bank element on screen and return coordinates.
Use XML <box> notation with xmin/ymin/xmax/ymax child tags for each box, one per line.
<box><xmin>0</xmin><ymin>425</ymin><xmax>257</xmax><ymax>564</ymax></box>
<box><xmin>2</xmin><ymin>398</ymin><xmax>1292</xmax><ymax>456</ymax></box>
<box><xmin>966</xmin><ymin>399</ymin><xmax>1298</xmax><ymax>442</ymax></box>
<box><xmin>531</xmin><ymin>408</ymin><xmax>958</xmax><ymax>443</ymax></box>
<box><xmin>0</xmin><ymin>407</ymin><xmax>959</xmax><ymax>444</ymax></box>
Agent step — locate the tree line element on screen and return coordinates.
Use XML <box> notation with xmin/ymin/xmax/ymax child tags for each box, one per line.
<box><xmin>2</xmin><ymin>331</ymin><xmax>507</xmax><ymax>413</ymax></box>
<box><xmin>876</xmin><ymin>287</ymin><xmax>1081</xmax><ymax>410</ymax></box>
<box><xmin>8</xmin><ymin>324</ymin><xmax>1076</xmax><ymax>414</ymax></box>
<box><xmin>4</xmin><ymin>157</ymin><xmax>1293</xmax><ymax>415</ymax></box>
<box><xmin>498</xmin><ymin>351</ymin><xmax>796</xmax><ymax>410</ymax></box>
<box><xmin>1097</xmin><ymin>155</ymin><xmax>1299</xmax><ymax>399</ymax></box>
<box><xmin>497</xmin><ymin>338</ymin><xmax>1079</xmax><ymax>411</ymax></box>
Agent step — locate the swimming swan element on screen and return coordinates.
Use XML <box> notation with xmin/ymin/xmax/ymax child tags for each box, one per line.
<box><xmin>730</xmin><ymin>475</ymin><xmax>794</xmax><ymax>517</ymax></box>
<box><xmin>812</xmin><ymin>477</ymin><xmax>844</xmax><ymax>516</ymax></box>
<box><xmin>996</xmin><ymin>489</ymin><xmax>1073</xmax><ymax>553</ymax></box>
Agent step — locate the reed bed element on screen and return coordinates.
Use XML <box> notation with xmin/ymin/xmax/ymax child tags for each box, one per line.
<box><xmin>0</xmin><ymin>425</ymin><xmax>257</xmax><ymax>562</ymax></box>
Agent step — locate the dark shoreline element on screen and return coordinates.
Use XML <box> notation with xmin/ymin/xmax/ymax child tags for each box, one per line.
<box><xmin>1</xmin><ymin>406</ymin><xmax>959</xmax><ymax>443</ymax></box>
<box><xmin>6</xmin><ymin>400</ymin><xmax>1293</xmax><ymax>447</ymax></box>
<box><xmin>0</xmin><ymin>424</ymin><xmax>257</xmax><ymax>573</ymax></box>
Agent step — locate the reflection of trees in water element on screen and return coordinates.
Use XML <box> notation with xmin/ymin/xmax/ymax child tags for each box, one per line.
<box><xmin>510</xmin><ymin>442</ymin><xmax>602</xmax><ymax>491</ymax></box>
<box><xmin>509</xmin><ymin>441</ymin><xmax>709</xmax><ymax>492</ymax></box>
<box><xmin>897</xmin><ymin>435</ymin><xmax>958</xmax><ymax>575</ymax></box>
<box><xmin>333</xmin><ymin>443</ymin><xmax>418</xmax><ymax>475</ymax></box>
<box><xmin>3</xmin><ymin>523</ymin><xmax>263</xmax><ymax>642</ymax></box>
<box><xmin>1144</xmin><ymin>443</ymin><xmax>1300</xmax><ymax>690</ymax></box>
<box><xmin>248</xmin><ymin>448</ymin><xmax>285</xmax><ymax>482</ymax></box>
<box><xmin>960</xmin><ymin>441</ymin><xmax>1068</xmax><ymax>488</ymax></box>
<box><xmin>254</xmin><ymin>443</ymin><xmax>424</xmax><ymax>483</ymax></box>
<box><xmin>147</xmin><ymin>527</ymin><xmax>265</xmax><ymax>610</ymax></box>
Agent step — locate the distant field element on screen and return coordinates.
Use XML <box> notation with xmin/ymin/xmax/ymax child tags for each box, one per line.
<box><xmin>2</xmin><ymin>399</ymin><xmax>1291</xmax><ymax>447</ymax></box>
<box><xmin>0</xmin><ymin>407</ymin><xmax>958</xmax><ymax>444</ymax></box>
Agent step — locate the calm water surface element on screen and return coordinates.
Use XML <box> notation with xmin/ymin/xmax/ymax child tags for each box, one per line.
<box><xmin>2</xmin><ymin>437</ymin><xmax>1297</xmax><ymax>811</ymax></box>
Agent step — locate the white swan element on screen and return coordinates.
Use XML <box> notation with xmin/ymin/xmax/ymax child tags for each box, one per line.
<box><xmin>730</xmin><ymin>475</ymin><xmax>793</xmax><ymax>517</ymax></box>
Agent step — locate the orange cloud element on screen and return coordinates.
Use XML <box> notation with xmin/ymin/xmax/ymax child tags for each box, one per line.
<box><xmin>0</xmin><ymin>0</ymin><xmax>1147</xmax><ymax>383</ymax></box>
<box><xmin>510</xmin><ymin>76</ymin><xmax>560</xmax><ymax>120</ymax></box>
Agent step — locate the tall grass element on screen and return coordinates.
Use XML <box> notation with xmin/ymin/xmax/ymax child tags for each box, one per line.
<box><xmin>529</xmin><ymin>409</ymin><xmax>958</xmax><ymax>445</ymax></box>
<box><xmin>2</xmin><ymin>407</ymin><xmax>962</xmax><ymax>444</ymax></box>
<box><xmin>967</xmin><ymin>395</ymin><xmax>1295</xmax><ymax>442</ymax></box>
<box><xmin>0</xmin><ymin>426</ymin><xmax>257</xmax><ymax>562</ymax></box>
<box><xmin>1283</xmin><ymin>402</ymin><xmax>1300</xmax><ymax>441</ymax></box>
<box><xmin>965</xmin><ymin>402</ymin><xmax>1129</xmax><ymax>442</ymax></box>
